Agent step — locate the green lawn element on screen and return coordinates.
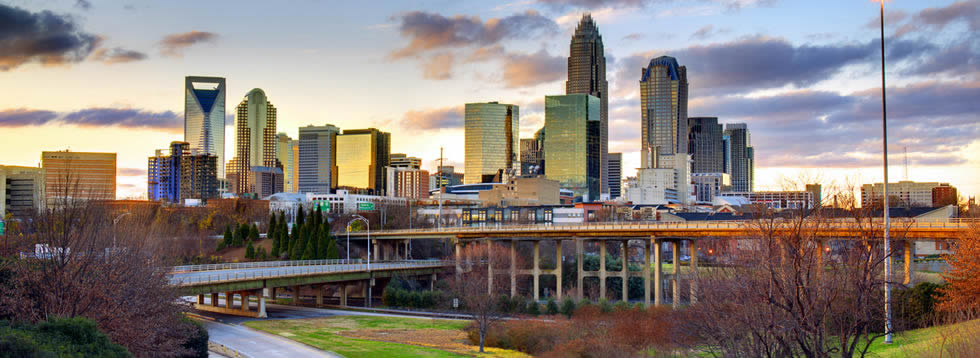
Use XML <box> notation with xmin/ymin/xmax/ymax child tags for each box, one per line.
<box><xmin>244</xmin><ymin>315</ymin><xmax>525</xmax><ymax>358</ymax></box>
<box><xmin>865</xmin><ymin>319</ymin><xmax>979</xmax><ymax>357</ymax></box>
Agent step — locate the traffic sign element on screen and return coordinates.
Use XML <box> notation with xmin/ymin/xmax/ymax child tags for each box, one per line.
<box><xmin>357</xmin><ymin>202</ymin><xmax>375</xmax><ymax>211</ymax></box>
<box><xmin>314</xmin><ymin>200</ymin><xmax>331</xmax><ymax>212</ymax></box>
<box><xmin>0</xmin><ymin>221</ymin><xmax>4</xmax><ymax>235</ymax></box>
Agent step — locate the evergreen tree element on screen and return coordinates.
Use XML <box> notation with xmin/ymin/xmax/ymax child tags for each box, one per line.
<box><xmin>316</xmin><ymin>226</ymin><xmax>328</xmax><ymax>259</ymax></box>
<box><xmin>292</xmin><ymin>224</ymin><xmax>307</xmax><ymax>260</ymax></box>
<box><xmin>326</xmin><ymin>236</ymin><xmax>340</xmax><ymax>259</ymax></box>
<box><xmin>245</xmin><ymin>240</ymin><xmax>255</xmax><ymax>259</ymax></box>
<box><xmin>302</xmin><ymin>231</ymin><xmax>317</xmax><ymax>260</ymax></box>
<box><xmin>296</xmin><ymin>206</ymin><xmax>305</xmax><ymax>227</ymax></box>
<box><xmin>271</xmin><ymin>232</ymin><xmax>281</xmax><ymax>258</ymax></box>
<box><xmin>249</xmin><ymin>224</ymin><xmax>259</xmax><ymax>242</ymax></box>
<box><xmin>222</xmin><ymin>225</ymin><xmax>232</xmax><ymax>248</ymax></box>
<box><xmin>288</xmin><ymin>222</ymin><xmax>299</xmax><ymax>259</ymax></box>
<box><xmin>268</xmin><ymin>213</ymin><xmax>277</xmax><ymax>240</ymax></box>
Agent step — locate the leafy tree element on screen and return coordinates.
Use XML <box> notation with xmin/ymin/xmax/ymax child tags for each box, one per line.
<box><xmin>939</xmin><ymin>224</ymin><xmax>980</xmax><ymax>314</ymax></box>
<box><xmin>180</xmin><ymin>318</ymin><xmax>209</xmax><ymax>358</ymax></box>
<box><xmin>245</xmin><ymin>240</ymin><xmax>255</xmax><ymax>259</ymax></box>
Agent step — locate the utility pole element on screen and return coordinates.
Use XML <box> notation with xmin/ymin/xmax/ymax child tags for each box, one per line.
<box><xmin>879</xmin><ymin>0</ymin><xmax>893</xmax><ymax>344</ymax></box>
<box><xmin>438</xmin><ymin>147</ymin><xmax>443</xmax><ymax>229</ymax></box>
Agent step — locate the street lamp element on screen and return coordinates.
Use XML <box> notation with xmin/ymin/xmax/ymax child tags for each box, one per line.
<box><xmin>878</xmin><ymin>0</ymin><xmax>894</xmax><ymax>344</ymax></box>
<box><xmin>346</xmin><ymin>214</ymin><xmax>370</xmax><ymax>266</ymax></box>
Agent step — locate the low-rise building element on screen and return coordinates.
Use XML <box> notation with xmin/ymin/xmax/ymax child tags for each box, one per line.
<box><xmin>0</xmin><ymin>165</ymin><xmax>45</xmax><ymax>217</ymax></box>
<box><xmin>861</xmin><ymin>181</ymin><xmax>954</xmax><ymax>208</ymax></box>
<box><xmin>478</xmin><ymin>176</ymin><xmax>560</xmax><ymax>206</ymax></box>
<box><xmin>692</xmin><ymin>173</ymin><xmax>730</xmax><ymax>204</ymax></box>
<box><xmin>717</xmin><ymin>190</ymin><xmax>815</xmax><ymax>210</ymax></box>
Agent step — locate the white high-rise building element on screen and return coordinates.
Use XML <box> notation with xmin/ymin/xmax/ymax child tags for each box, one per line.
<box><xmin>184</xmin><ymin>76</ymin><xmax>226</xmax><ymax>177</ymax></box>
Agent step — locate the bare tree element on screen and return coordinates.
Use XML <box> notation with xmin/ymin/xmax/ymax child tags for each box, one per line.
<box><xmin>448</xmin><ymin>242</ymin><xmax>520</xmax><ymax>353</ymax></box>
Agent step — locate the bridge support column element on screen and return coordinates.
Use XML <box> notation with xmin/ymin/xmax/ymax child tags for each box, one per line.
<box><xmin>486</xmin><ymin>239</ymin><xmax>493</xmax><ymax>295</ymax></box>
<box><xmin>197</xmin><ymin>294</ymin><xmax>204</xmax><ymax>305</ymax></box>
<box><xmin>242</xmin><ymin>292</ymin><xmax>251</xmax><ymax>312</ymax></box>
<box><xmin>258</xmin><ymin>294</ymin><xmax>267</xmax><ymax>318</ymax></box>
<box><xmin>555</xmin><ymin>240</ymin><xmax>563</xmax><ymax>301</ymax></box>
<box><xmin>690</xmin><ymin>240</ymin><xmax>699</xmax><ymax>304</ymax></box>
<box><xmin>672</xmin><ymin>241</ymin><xmax>680</xmax><ymax>309</ymax></box>
<box><xmin>292</xmin><ymin>286</ymin><xmax>301</xmax><ymax>305</ymax></box>
<box><xmin>576</xmin><ymin>239</ymin><xmax>584</xmax><ymax>301</ymax></box>
<box><xmin>622</xmin><ymin>240</ymin><xmax>629</xmax><ymax>302</ymax></box>
<box><xmin>510</xmin><ymin>240</ymin><xmax>517</xmax><ymax>297</ymax></box>
<box><xmin>211</xmin><ymin>293</ymin><xmax>219</xmax><ymax>307</ymax></box>
<box><xmin>315</xmin><ymin>285</ymin><xmax>323</xmax><ymax>306</ymax></box>
<box><xmin>373</xmin><ymin>240</ymin><xmax>380</xmax><ymax>262</ymax></box>
<box><xmin>225</xmin><ymin>292</ymin><xmax>234</xmax><ymax>309</ymax></box>
<box><xmin>644</xmin><ymin>239</ymin><xmax>651</xmax><ymax>306</ymax></box>
<box><xmin>341</xmin><ymin>284</ymin><xmax>348</xmax><ymax>306</ymax></box>
<box><xmin>431</xmin><ymin>273</ymin><xmax>437</xmax><ymax>291</ymax></box>
<box><xmin>533</xmin><ymin>241</ymin><xmax>541</xmax><ymax>301</ymax></box>
<box><xmin>599</xmin><ymin>241</ymin><xmax>607</xmax><ymax>300</ymax></box>
<box><xmin>654</xmin><ymin>239</ymin><xmax>663</xmax><ymax>306</ymax></box>
<box><xmin>362</xmin><ymin>282</ymin><xmax>369</xmax><ymax>307</ymax></box>
<box><xmin>903</xmin><ymin>241</ymin><xmax>914</xmax><ymax>285</ymax></box>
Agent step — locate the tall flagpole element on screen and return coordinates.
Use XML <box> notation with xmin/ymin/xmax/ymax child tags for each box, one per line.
<box><xmin>880</xmin><ymin>0</ymin><xmax>893</xmax><ymax>345</ymax></box>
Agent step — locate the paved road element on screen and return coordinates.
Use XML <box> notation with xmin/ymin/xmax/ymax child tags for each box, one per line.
<box><xmin>171</xmin><ymin>261</ymin><xmax>447</xmax><ymax>285</ymax></box>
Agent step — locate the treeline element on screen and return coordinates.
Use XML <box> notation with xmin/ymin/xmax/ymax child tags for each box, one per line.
<box><xmin>268</xmin><ymin>207</ymin><xmax>340</xmax><ymax>261</ymax></box>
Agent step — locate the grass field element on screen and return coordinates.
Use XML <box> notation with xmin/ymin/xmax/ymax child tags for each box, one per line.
<box><xmin>865</xmin><ymin>319</ymin><xmax>979</xmax><ymax>357</ymax></box>
<box><xmin>244</xmin><ymin>315</ymin><xmax>528</xmax><ymax>357</ymax></box>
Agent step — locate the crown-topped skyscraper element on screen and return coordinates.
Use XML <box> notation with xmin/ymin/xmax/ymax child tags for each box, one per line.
<box><xmin>566</xmin><ymin>14</ymin><xmax>609</xmax><ymax>199</ymax></box>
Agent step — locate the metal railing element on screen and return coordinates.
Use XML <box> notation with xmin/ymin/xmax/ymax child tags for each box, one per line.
<box><xmin>170</xmin><ymin>260</ymin><xmax>452</xmax><ymax>286</ymax></box>
<box><xmin>172</xmin><ymin>259</ymin><xmax>366</xmax><ymax>273</ymax></box>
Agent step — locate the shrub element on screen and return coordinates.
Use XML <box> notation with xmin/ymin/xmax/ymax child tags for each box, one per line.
<box><xmin>497</xmin><ymin>295</ymin><xmax>513</xmax><ymax>313</ymax></box>
<box><xmin>546</xmin><ymin>299</ymin><xmax>560</xmax><ymax>315</ymax></box>
<box><xmin>526</xmin><ymin>301</ymin><xmax>541</xmax><ymax>316</ymax></box>
<box><xmin>895</xmin><ymin>282</ymin><xmax>945</xmax><ymax>329</ymax></box>
<box><xmin>408</xmin><ymin>291</ymin><xmax>423</xmax><ymax>308</ymax></box>
<box><xmin>382</xmin><ymin>287</ymin><xmax>399</xmax><ymax>307</ymax></box>
<box><xmin>614</xmin><ymin>300</ymin><xmax>632</xmax><ymax>311</ymax></box>
<box><xmin>180</xmin><ymin>318</ymin><xmax>209</xmax><ymax>358</ymax></box>
<box><xmin>0</xmin><ymin>317</ymin><xmax>129</xmax><ymax>357</ymax></box>
<box><xmin>598</xmin><ymin>298</ymin><xmax>614</xmax><ymax>313</ymax></box>
<box><xmin>559</xmin><ymin>297</ymin><xmax>576</xmax><ymax>318</ymax></box>
<box><xmin>419</xmin><ymin>291</ymin><xmax>435</xmax><ymax>308</ymax></box>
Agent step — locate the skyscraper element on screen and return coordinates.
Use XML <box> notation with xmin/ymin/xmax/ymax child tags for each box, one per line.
<box><xmin>184</xmin><ymin>76</ymin><xmax>226</xmax><ymax>177</ymax></box>
<box><xmin>276</xmin><ymin>133</ymin><xmax>297</xmax><ymax>192</ymax></box>
<box><xmin>688</xmin><ymin>117</ymin><xmax>724</xmax><ymax>173</ymax></box>
<box><xmin>544</xmin><ymin>94</ymin><xmax>600</xmax><ymax>202</ymax></box>
<box><xmin>608</xmin><ymin>152</ymin><xmax>622</xmax><ymax>199</ymax></box>
<box><xmin>640</xmin><ymin>56</ymin><xmax>689</xmax><ymax>166</ymax></box>
<box><xmin>148</xmin><ymin>141</ymin><xmax>218</xmax><ymax>203</ymax></box>
<box><xmin>336</xmin><ymin>128</ymin><xmax>390</xmax><ymax>195</ymax></box>
<box><xmin>297</xmin><ymin>124</ymin><xmax>339</xmax><ymax>193</ymax></box>
<box><xmin>229</xmin><ymin>88</ymin><xmax>277</xmax><ymax>195</ymax></box>
<box><xmin>725</xmin><ymin>123</ymin><xmax>753</xmax><ymax>192</ymax></box>
<box><xmin>464</xmin><ymin>102</ymin><xmax>520</xmax><ymax>184</ymax></box>
<box><xmin>567</xmin><ymin>14</ymin><xmax>609</xmax><ymax>196</ymax></box>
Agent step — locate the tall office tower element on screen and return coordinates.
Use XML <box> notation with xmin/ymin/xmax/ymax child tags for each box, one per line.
<box><xmin>0</xmin><ymin>165</ymin><xmax>44</xmax><ymax>217</ymax></box>
<box><xmin>276</xmin><ymin>133</ymin><xmax>297</xmax><ymax>192</ymax></box>
<box><xmin>725</xmin><ymin>123</ymin><xmax>753</xmax><ymax>192</ymax></box>
<box><xmin>229</xmin><ymin>89</ymin><xmax>277</xmax><ymax>194</ymax></box>
<box><xmin>607</xmin><ymin>152</ymin><xmax>622</xmax><ymax>199</ymax></box>
<box><xmin>147</xmin><ymin>141</ymin><xmax>218</xmax><ymax>203</ymax></box>
<box><xmin>640</xmin><ymin>56</ymin><xmax>689</xmax><ymax>167</ymax></box>
<box><xmin>464</xmin><ymin>102</ymin><xmax>520</xmax><ymax>184</ymax></box>
<box><xmin>544</xmin><ymin>94</ymin><xmax>601</xmax><ymax>202</ymax></box>
<box><xmin>688</xmin><ymin>117</ymin><xmax>724</xmax><ymax>173</ymax></box>
<box><xmin>721</xmin><ymin>133</ymin><xmax>732</xmax><ymax>175</ymax></box>
<box><xmin>336</xmin><ymin>128</ymin><xmax>390</xmax><ymax>195</ymax></box>
<box><xmin>390</xmin><ymin>153</ymin><xmax>422</xmax><ymax>170</ymax></box>
<box><xmin>184</xmin><ymin>76</ymin><xmax>226</xmax><ymax>177</ymax></box>
<box><xmin>297</xmin><ymin>124</ymin><xmax>340</xmax><ymax>193</ymax></box>
<box><xmin>567</xmin><ymin>14</ymin><xmax>609</xmax><ymax>196</ymax></box>
<box><xmin>41</xmin><ymin>151</ymin><xmax>116</xmax><ymax>205</ymax></box>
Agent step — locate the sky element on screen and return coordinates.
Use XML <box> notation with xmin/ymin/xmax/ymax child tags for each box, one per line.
<box><xmin>0</xmin><ymin>0</ymin><xmax>977</xmax><ymax>201</ymax></box>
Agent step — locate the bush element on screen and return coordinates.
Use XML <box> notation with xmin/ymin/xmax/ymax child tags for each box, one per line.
<box><xmin>895</xmin><ymin>282</ymin><xmax>945</xmax><ymax>329</ymax></box>
<box><xmin>598</xmin><ymin>298</ymin><xmax>614</xmax><ymax>313</ymax></box>
<box><xmin>559</xmin><ymin>297</ymin><xmax>576</xmax><ymax>318</ymax></box>
<box><xmin>614</xmin><ymin>300</ymin><xmax>632</xmax><ymax>311</ymax></box>
<box><xmin>0</xmin><ymin>317</ymin><xmax>129</xmax><ymax>357</ymax></box>
<box><xmin>526</xmin><ymin>301</ymin><xmax>540</xmax><ymax>316</ymax></box>
<box><xmin>180</xmin><ymin>318</ymin><xmax>209</xmax><ymax>358</ymax></box>
<box><xmin>408</xmin><ymin>291</ymin><xmax>423</xmax><ymax>308</ymax></box>
<box><xmin>546</xmin><ymin>299</ymin><xmax>560</xmax><ymax>315</ymax></box>
<box><xmin>497</xmin><ymin>295</ymin><xmax>513</xmax><ymax>313</ymax></box>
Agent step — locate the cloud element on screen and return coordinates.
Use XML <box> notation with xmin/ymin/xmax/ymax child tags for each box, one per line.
<box><xmin>0</xmin><ymin>4</ymin><xmax>100</xmax><ymax>71</ymax></box>
<box><xmin>388</xmin><ymin>10</ymin><xmax>557</xmax><ymax>58</ymax></box>
<box><xmin>500</xmin><ymin>49</ymin><xmax>565</xmax><ymax>88</ymax></box>
<box><xmin>62</xmin><ymin>108</ymin><xmax>181</xmax><ymax>129</ymax></box>
<box><xmin>93</xmin><ymin>47</ymin><xmax>148</xmax><ymax>64</ymax></box>
<box><xmin>0</xmin><ymin>109</ymin><xmax>59</xmax><ymax>127</ymax></box>
<box><xmin>117</xmin><ymin>168</ymin><xmax>145</xmax><ymax>176</ymax></box>
<box><xmin>400</xmin><ymin>106</ymin><xmax>464</xmax><ymax>131</ymax></box>
<box><xmin>422</xmin><ymin>53</ymin><xmax>454</xmax><ymax>80</ymax></box>
<box><xmin>159</xmin><ymin>31</ymin><xmax>217</xmax><ymax>57</ymax></box>
<box><xmin>75</xmin><ymin>0</ymin><xmax>92</xmax><ymax>10</ymax></box>
<box><xmin>622</xmin><ymin>33</ymin><xmax>644</xmax><ymax>41</ymax></box>
<box><xmin>880</xmin><ymin>1</ymin><xmax>979</xmax><ymax>37</ymax></box>
<box><xmin>538</xmin><ymin>0</ymin><xmax>777</xmax><ymax>11</ymax></box>
<box><xmin>689</xmin><ymin>24</ymin><xmax>730</xmax><ymax>40</ymax></box>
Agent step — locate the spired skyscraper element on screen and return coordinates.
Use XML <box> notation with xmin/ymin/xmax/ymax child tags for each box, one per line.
<box><xmin>184</xmin><ymin>76</ymin><xmax>226</xmax><ymax>178</ymax></box>
<box><xmin>640</xmin><ymin>56</ymin><xmax>689</xmax><ymax>166</ymax></box>
<box><xmin>566</xmin><ymin>14</ymin><xmax>609</xmax><ymax>197</ymax></box>
<box><xmin>464</xmin><ymin>102</ymin><xmax>520</xmax><ymax>184</ymax></box>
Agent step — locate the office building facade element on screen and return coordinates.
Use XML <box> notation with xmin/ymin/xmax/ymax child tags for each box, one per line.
<box><xmin>42</xmin><ymin>151</ymin><xmax>116</xmax><ymax>205</ymax></box>
<box><xmin>861</xmin><ymin>181</ymin><xmax>956</xmax><ymax>208</ymax></box>
<box><xmin>390</xmin><ymin>153</ymin><xmax>422</xmax><ymax>170</ymax></box>
<box><xmin>247</xmin><ymin>166</ymin><xmax>284</xmax><ymax>198</ymax></box>
<box><xmin>0</xmin><ymin>165</ymin><xmax>44</xmax><ymax>217</ymax></box>
<box><xmin>724</xmin><ymin>123</ymin><xmax>753</xmax><ymax>192</ymax></box>
<box><xmin>567</xmin><ymin>14</ymin><xmax>609</xmax><ymax>196</ymax></box>
<box><xmin>464</xmin><ymin>102</ymin><xmax>520</xmax><ymax>184</ymax></box>
<box><xmin>276</xmin><ymin>133</ymin><xmax>297</xmax><ymax>193</ymax></box>
<box><xmin>608</xmin><ymin>152</ymin><xmax>622</xmax><ymax>199</ymax></box>
<box><xmin>336</xmin><ymin>128</ymin><xmax>390</xmax><ymax>195</ymax></box>
<box><xmin>390</xmin><ymin>169</ymin><xmax>430</xmax><ymax>199</ymax></box>
<box><xmin>640</xmin><ymin>56</ymin><xmax>688</xmax><ymax>166</ymax></box>
<box><xmin>147</xmin><ymin>141</ymin><xmax>218</xmax><ymax>203</ymax></box>
<box><xmin>688</xmin><ymin>117</ymin><xmax>724</xmax><ymax>173</ymax></box>
<box><xmin>297</xmin><ymin>124</ymin><xmax>340</xmax><ymax>193</ymax></box>
<box><xmin>544</xmin><ymin>94</ymin><xmax>601</xmax><ymax>202</ymax></box>
<box><xmin>184</xmin><ymin>76</ymin><xmax>226</xmax><ymax>177</ymax></box>
<box><xmin>692</xmin><ymin>172</ymin><xmax>731</xmax><ymax>203</ymax></box>
<box><xmin>229</xmin><ymin>88</ymin><xmax>278</xmax><ymax>195</ymax></box>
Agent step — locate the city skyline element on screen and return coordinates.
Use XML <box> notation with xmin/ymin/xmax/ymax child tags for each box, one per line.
<box><xmin>1</xmin><ymin>0</ymin><xmax>978</xmax><ymax>199</ymax></box>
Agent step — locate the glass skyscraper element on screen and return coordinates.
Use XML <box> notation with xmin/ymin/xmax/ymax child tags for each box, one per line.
<box><xmin>184</xmin><ymin>76</ymin><xmax>225</xmax><ymax>177</ymax></box>
<box><xmin>640</xmin><ymin>56</ymin><xmax>688</xmax><ymax>166</ymax></box>
<box><xmin>336</xmin><ymin>128</ymin><xmax>390</xmax><ymax>195</ymax></box>
<box><xmin>276</xmin><ymin>133</ymin><xmax>297</xmax><ymax>192</ymax></box>
<box><xmin>608</xmin><ymin>152</ymin><xmax>622</xmax><ymax>199</ymax></box>
<box><xmin>566</xmin><ymin>14</ymin><xmax>609</xmax><ymax>196</ymax></box>
<box><xmin>544</xmin><ymin>94</ymin><xmax>600</xmax><ymax>202</ymax></box>
<box><xmin>688</xmin><ymin>117</ymin><xmax>724</xmax><ymax>173</ymax></box>
<box><xmin>229</xmin><ymin>88</ymin><xmax>277</xmax><ymax>194</ymax></box>
<box><xmin>464</xmin><ymin>102</ymin><xmax>519</xmax><ymax>184</ymax></box>
<box><xmin>725</xmin><ymin>123</ymin><xmax>754</xmax><ymax>192</ymax></box>
<box><xmin>297</xmin><ymin>124</ymin><xmax>339</xmax><ymax>193</ymax></box>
